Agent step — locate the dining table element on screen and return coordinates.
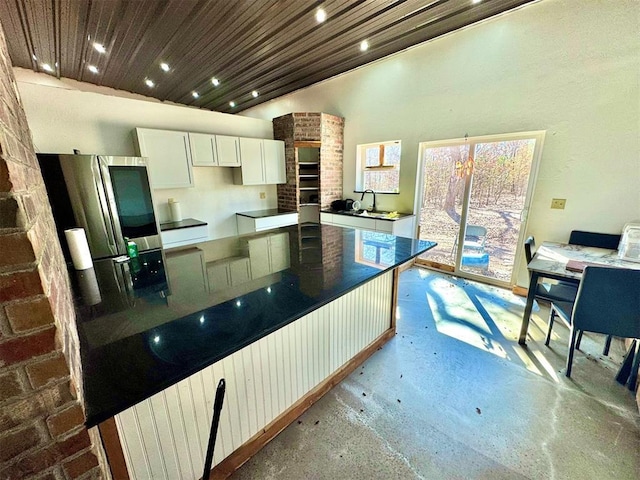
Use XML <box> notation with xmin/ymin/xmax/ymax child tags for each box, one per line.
<box><xmin>519</xmin><ymin>241</ymin><xmax>640</xmax><ymax>345</ymax></box>
<box><xmin>519</xmin><ymin>241</ymin><xmax>640</xmax><ymax>388</ymax></box>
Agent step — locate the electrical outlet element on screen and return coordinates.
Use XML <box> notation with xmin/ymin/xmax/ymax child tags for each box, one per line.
<box><xmin>259</xmin><ymin>192</ymin><xmax>266</xmax><ymax>199</ymax></box>
<box><xmin>551</xmin><ymin>198</ymin><xmax>566</xmax><ymax>209</ymax></box>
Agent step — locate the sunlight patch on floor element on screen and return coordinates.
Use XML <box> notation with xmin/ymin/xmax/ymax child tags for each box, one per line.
<box><xmin>426</xmin><ymin>276</ymin><xmax>510</xmax><ymax>359</ymax></box>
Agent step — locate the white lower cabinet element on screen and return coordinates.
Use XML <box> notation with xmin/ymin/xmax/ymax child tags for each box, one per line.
<box><xmin>165</xmin><ymin>248</ymin><xmax>209</xmax><ymax>302</ymax></box>
<box><xmin>205</xmin><ymin>233</ymin><xmax>290</xmax><ymax>290</ymax></box>
<box><xmin>207</xmin><ymin>257</ymin><xmax>251</xmax><ymax>292</ymax></box>
<box><xmin>247</xmin><ymin>232</ymin><xmax>290</xmax><ymax>279</ymax></box>
<box><xmin>160</xmin><ymin>225</ymin><xmax>208</xmax><ymax>248</ymax></box>
<box><xmin>236</xmin><ymin>212</ymin><xmax>298</xmax><ymax>235</ymax></box>
<box><xmin>321</xmin><ymin>212</ymin><xmax>415</xmax><ymax>237</ymax></box>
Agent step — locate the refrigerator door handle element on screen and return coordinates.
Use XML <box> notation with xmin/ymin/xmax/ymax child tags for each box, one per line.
<box><xmin>95</xmin><ymin>156</ymin><xmax>124</xmax><ymax>255</ymax></box>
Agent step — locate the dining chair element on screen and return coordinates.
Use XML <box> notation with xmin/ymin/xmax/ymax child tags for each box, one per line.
<box><xmin>524</xmin><ymin>236</ymin><xmax>578</xmax><ymax>310</ymax></box>
<box><xmin>549</xmin><ymin>266</ymin><xmax>640</xmax><ymax>377</ymax></box>
<box><xmin>568</xmin><ymin>230</ymin><xmax>622</xmax><ymax>250</ymax></box>
<box><xmin>452</xmin><ymin>225</ymin><xmax>487</xmax><ymax>254</ymax></box>
<box><xmin>568</xmin><ymin>230</ymin><xmax>623</xmax><ymax>354</ymax></box>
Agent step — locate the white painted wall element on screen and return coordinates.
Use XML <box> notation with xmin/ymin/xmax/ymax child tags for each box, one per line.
<box><xmin>14</xmin><ymin>70</ymin><xmax>276</xmax><ymax>239</ymax></box>
<box><xmin>242</xmin><ymin>0</ymin><xmax>640</xmax><ymax>285</ymax></box>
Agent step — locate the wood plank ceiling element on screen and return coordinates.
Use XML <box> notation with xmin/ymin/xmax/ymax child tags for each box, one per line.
<box><xmin>0</xmin><ymin>0</ymin><xmax>534</xmax><ymax>114</ymax></box>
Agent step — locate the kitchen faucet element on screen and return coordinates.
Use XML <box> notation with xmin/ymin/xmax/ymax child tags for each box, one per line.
<box><xmin>360</xmin><ymin>189</ymin><xmax>376</xmax><ymax>211</ymax></box>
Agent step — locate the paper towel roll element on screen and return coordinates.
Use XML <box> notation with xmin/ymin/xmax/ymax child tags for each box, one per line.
<box><xmin>169</xmin><ymin>200</ymin><xmax>182</xmax><ymax>222</ymax></box>
<box><xmin>64</xmin><ymin>228</ymin><xmax>93</xmax><ymax>270</ymax></box>
<box><xmin>76</xmin><ymin>268</ymin><xmax>101</xmax><ymax>306</ymax></box>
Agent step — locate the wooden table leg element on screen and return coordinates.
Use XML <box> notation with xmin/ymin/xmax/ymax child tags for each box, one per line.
<box><xmin>518</xmin><ymin>271</ymin><xmax>539</xmax><ymax>345</ymax></box>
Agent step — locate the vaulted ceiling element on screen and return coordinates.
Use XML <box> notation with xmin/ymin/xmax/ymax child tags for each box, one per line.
<box><xmin>1</xmin><ymin>0</ymin><xmax>534</xmax><ymax>114</ymax></box>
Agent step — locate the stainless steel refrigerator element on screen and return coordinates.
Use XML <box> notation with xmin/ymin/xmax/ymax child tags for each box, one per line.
<box><xmin>38</xmin><ymin>154</ymin><xmax>162</xmax><ymax>262</ymax></box>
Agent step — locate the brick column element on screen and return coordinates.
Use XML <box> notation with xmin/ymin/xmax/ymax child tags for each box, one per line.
<box><xmin>273</xmin><ymin>112</ymin><xmax>344</xmax><ymax>212</ymax></box>
<box><xmin>319</xmin><ymin>113</ymin><xmax>344</xmax><ymax>210</ymax></box>
<box><xmin>273</xmin><ymin>113</ymin><xmax>298</xmax><ymax>212</ymax></box>
<box><xmin>0</xmin><ymin>22</ymin><xmax>108</xmax><ymax>480</ymax></box>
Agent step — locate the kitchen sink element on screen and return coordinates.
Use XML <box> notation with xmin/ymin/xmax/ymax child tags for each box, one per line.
<box><xmin>357</xmin><ymin>210</ymin><xmax>393</xmax><ymax>218</ymax></box>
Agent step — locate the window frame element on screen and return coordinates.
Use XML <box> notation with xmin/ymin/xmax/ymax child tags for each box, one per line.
<box><xmin>355</xmin><ymin>140</ymin><xmax>401</xmax><ymax>194</ymax></box>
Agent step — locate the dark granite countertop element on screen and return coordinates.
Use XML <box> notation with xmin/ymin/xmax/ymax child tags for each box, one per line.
<box><xmin>73</xmin><ymin>224</ymin><xmax>436</xmax><ymax>426</ymax></box>
<box><xmin>236</xmin><ymin>208</ymin><xmax>298</xmax><ymax>218</ymax></box>
<box><xmin>159</xmin><ymin>218</ymin><xmax>207</xmax><ymax>231</ymax></box>
<box><xmin>321</xmin><ymin>209</ymin><xmax>415</xmax><ymax>222</ymax></box>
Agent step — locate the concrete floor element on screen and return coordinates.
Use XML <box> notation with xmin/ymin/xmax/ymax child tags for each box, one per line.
<box><xmin>230</xmin><ymin>267</ymin><xmax>640</xmax><ymax>480</ymax></box>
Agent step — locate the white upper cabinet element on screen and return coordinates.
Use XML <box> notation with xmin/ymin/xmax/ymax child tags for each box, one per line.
<box><xmin>263</xmin><ymin>139</ymin><xmax>286</xmax><ymax>184</ymax></box>
<box><xmin>134</xmin><ymin>128</ymin><xmax>194</xmax><ymax>189</ymax></box>
<box><xmin>215</xmin><ymin>135</ymin><xmax>241</xmax><ymax>167</ymax></box>
<box><xmin>189</xmin><ymin>133</ymin><xmax>217</xmax><ymax>166</ymax></box>
<box><xmin>234</xmin><ymin>138</ymin><xmax>286</xmax><ymax>185</ymax></box>
<box><xmin>238</xmin><ymin>137</ymin><xmax>265</xmax><ymax>185</ymax></box>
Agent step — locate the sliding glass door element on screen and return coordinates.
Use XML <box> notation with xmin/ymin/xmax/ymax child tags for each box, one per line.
<box><xmin>415</xmin><ymin>132</ymin><xmax>544</xmax><ymax>286</ymax></box>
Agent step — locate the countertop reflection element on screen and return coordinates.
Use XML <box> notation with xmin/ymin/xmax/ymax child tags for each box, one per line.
<box><xmin>75</xmin><ymin>224</ymin><xmax>436</xmax><ymax>426</ymax></box>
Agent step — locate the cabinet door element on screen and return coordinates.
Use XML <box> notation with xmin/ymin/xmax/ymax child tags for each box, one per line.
<box><xmin>238</xmin><ymin>138</ymin><xmax>265</xmax><ymax>185</ymax></box>
<box><xmin>189</xmin><ymin>133</ymin><xmax>217</xmax><ymax>166</ymax></box>
<box><xmin>215</xmin><ymin>135</ymin><xmax>241</xmax><ymax>167</ymax></box>
<box><xmin>391</xmin><ymin>216</ymin><xmax>416</xmax><ymax>238</ymax></box>
<box><xmin>134</xmin><ymin>128</ymin><xmax>194</xmax><ymax>188</ymax></box>
<box><xmin>263</xmin><ymin>139</ymin><xmax>286</xmax><ymax>184</ymax></box>
<box><xmin>166</xmin><ymin>248</ymin><xmax>208</xmax><ymax>302</ymax></box>
<box><xmin>229</xmin><ymin>258</ymin><xmax>251</xmax><ymax>285</ymax></box>
<box><xmin>268</xmin><ymin>233</ymin><xmax>290</xmax><ymax>272</ymax></box>
<box><xmin>248</xmin><ymin>237</ymin><xmax>270</xmax><ymax>279</ymax></box>
<box><xmin>207</xmin><ymin>262</ymin><xmax>231</xmax><ymax>292</ymax></box>
<box><xmin>320</xmin><ymin>213</ymin><xmax>334</xmax><ymax>225</ymax></box>
<box><xmin>331</xmin><ymin>215</ymin><xmax>376</xmax><ymax>231</ymax></box>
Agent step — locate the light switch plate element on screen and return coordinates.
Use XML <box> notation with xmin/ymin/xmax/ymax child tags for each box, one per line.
<box><xmin>551</xmin><ymin>198</ymin><xmax>566</xmax><ymax>209</ymax></box>
<box><xmin>260</xmin><ymin>192</ymin><xmax>266</xmax><ymax>199</ymax></box>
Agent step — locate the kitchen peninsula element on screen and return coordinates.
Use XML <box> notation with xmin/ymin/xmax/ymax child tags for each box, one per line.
<box><xmin>74</xmin><ymin>225</ymin><xmax>435</xmax><ymax>479</ymax></box>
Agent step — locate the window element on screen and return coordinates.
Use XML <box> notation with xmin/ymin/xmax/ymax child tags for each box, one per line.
<box><xmin>354</xmin><ymin>231</ymin><xmax>396</xmax><ymax>269</ymax></box>
<box><xmin>356</xmin><ymin>140</ymin><xmax>401</xmax><ymax>193</ymax></box>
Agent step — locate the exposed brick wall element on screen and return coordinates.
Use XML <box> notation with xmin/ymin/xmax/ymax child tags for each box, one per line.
<box><xmin>320</xmin><ymin>225</ymin><xmax>344</xmax><ymax>289</ymax></box>
<box><xmin>0</xmin><ymin>22</ymin><xmax>108</xmax><ymax>480</ymax></box>
<box><xmin>273</xmin><ymin>112</ymin><xmax>344</xmax><ymax>212</ymax></box>
<box><xmin>319</xmin><ymin>113</ymin><xmax>344</xmax><ymax>210</ymax></box>
<box><xmin>273</xmin><ymin>114</ymin><xmax>298</xmax><ymax>212</ymax></box>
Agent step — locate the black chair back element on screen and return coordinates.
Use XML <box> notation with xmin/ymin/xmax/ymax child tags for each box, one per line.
<box><xmin>572</xmin><ymin>267</ymin><xmax>640</xmax><ymax>338</ymax></box>
<box><xmin>524</xmin><ymin>236</ymin><xmax>535</xmax><ymax>263</ymax></box>
<box><xmin>568</xmin><ymin>230</ymin><xmax>621</xmax><ymax>250</ymax></box>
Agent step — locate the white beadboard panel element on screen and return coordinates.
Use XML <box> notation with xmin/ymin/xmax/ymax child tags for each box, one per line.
<box><xmin>115</xmin><ymin>270</ymin><xmax>394</xmax><ymax>479</ymax></box>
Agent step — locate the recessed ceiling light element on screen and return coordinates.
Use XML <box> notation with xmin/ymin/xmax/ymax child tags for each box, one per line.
<box><xmin>472</xmin><ymin>0</ymin><xmax>483</xmax><ymax>4</ymax></box>
<box><xmin>251</xmin><ymin>90</ymin><xmax>259</xmax><ymax>98</ymax></box>
<box><xmin>192</xmin><ymin>91</ymin><xmax>199</xmax><ymax>98</ymax></box>
<box><xmin>211</xmin><ymin>77</ymin><xmax>220</xmax><ymax>86</ymax></box>
<box><xmin>42</xmin><ymin>63</ymin><xmax>54</xmax><ymax>72</ymax></box>
<box><xmin>88</xmin><ymin>65</ymin><xmax>99</xmax><ymax>74</ymax></box>
<box><xmin>229</xmin><ymin>101</ymin><xmax>236</xmax><ymax>108</ymax></box>
<box><xmin>160</xmin><ymin>62</ymin><xmax>170</xmax><ymax>72</ymax></box>
<box><xmin>315</xmin><ymin>8</ymin><xmax>326</xmax><ymax>23</ymax></box>
<box><xmin>360</xmin><ymin>40</ymin><xmax>369</xmax><ymax>52</ymax></box>
<box><xmin>145</xmin><ymin>78</ymin><xmax>155</xmax><ymax>88</ymax></box>
<box><xmin>93</xmin><ymin>42</ymin><xmax>106</xmax><ymax>54</ymax></box>
<box><xmin>32</xmin><ymin>54</ymin><xmax>37</xmax><ymax>61</ymax></box>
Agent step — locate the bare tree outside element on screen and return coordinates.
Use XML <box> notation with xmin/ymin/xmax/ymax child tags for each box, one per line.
<box><xmin>419</xmin><ymin>139</ymin><xmax>535</xmax><ymax>282</ymax></box>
